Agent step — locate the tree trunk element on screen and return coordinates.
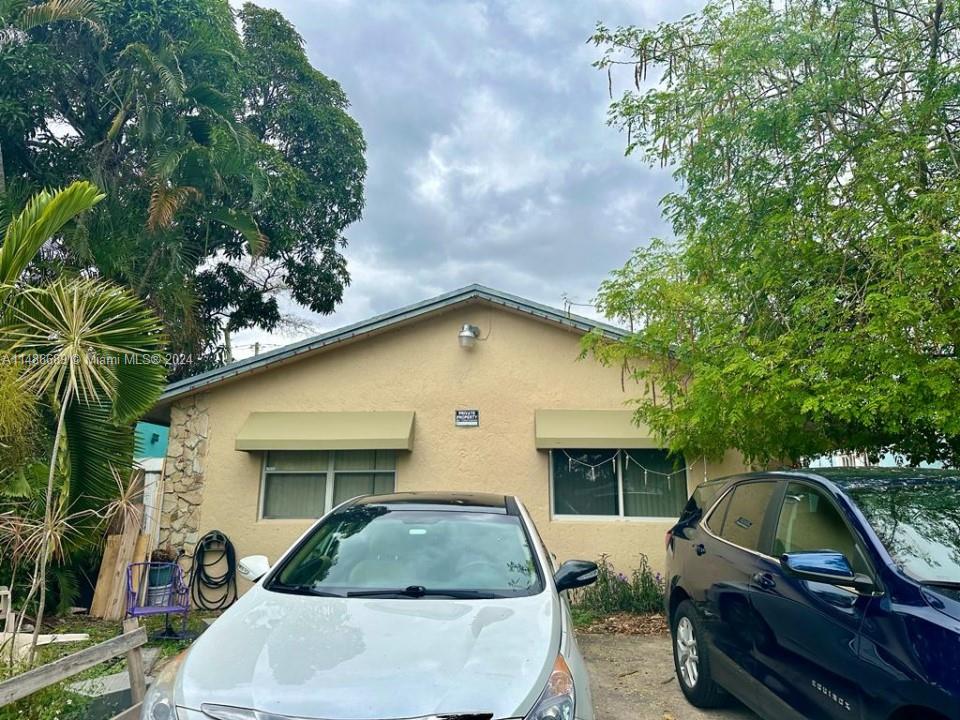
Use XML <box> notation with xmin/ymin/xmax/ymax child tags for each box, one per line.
<box><xmin>28</xmin><ymin>397</ymin><xmax>69</xmax><ymax>663</ymax></box>
<box><xmin>0</xmin><ymin>141</ymin><xmax>6</xmax><ymax>195</ymax></box>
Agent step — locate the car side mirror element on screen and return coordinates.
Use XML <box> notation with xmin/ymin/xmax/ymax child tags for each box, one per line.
<box><xmin>238</xmin><ymin>554</ymin><xmax>271</xmax><ymax>583</ymax></box>
<box><xmin>781</xmin><ymin>551</ymin><xmax>874</xmax><ymax>594</ymax></box>
<box><xmin>554</xmin><ymin>560</ymin><xmax>599</xmax><ymax>592</ymax></box>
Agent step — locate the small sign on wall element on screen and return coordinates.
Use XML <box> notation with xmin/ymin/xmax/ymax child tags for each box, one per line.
<box><xmin>455</xmin><ymin>409</ymin><xmax>479</xmax><ymax>427</ymax></box>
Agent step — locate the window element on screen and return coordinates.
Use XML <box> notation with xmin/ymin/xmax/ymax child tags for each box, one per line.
<box><xmin>714</xmin><ymin>481</ymin><xmax>777</xmax><ymax>552</ymax></box>
<box><xmin>551</xmin><ymin>449</ymin><xmax>688</xmax><ymax>518</ymax></box>
<box><xmin>269</xmin><ymin>507</ymin><xmax>543</xmax><ymax>597</ymax></box>
<box><xmin>705</xmin><ymin>488</ymin><xmax>733</xmax><ymax>534</ymax></box>
<box><xmin>774</xmin><ymin>482</ymin><xmax>871</xmax><ymax>575</ymax></box>
<box><xmin>261</xmin><ymin>450</ymin><xmax>396</xmax><ymax>519</ymax></box>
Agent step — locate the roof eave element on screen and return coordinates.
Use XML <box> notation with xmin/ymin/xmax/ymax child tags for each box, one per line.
<box><xmin>151</xmin><ymin>284</ymin><xmax>627</xmax><ymax>410</ymax></box>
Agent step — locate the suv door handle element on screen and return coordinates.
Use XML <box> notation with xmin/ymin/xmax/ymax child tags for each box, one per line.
<box><xmin>752</xmin><ymin>572</ymin><xmax>776</xmax><ymax>590</ymax></box>
<box><xmin>694</xmin><ymin>543</ymin><xmax>706</xmax><ymax>556</ymax></box>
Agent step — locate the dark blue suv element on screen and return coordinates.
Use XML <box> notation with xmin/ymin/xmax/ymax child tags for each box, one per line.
<box><xmin>665</xmin><ymin>468</ymin><xmax>960</xmax><ymax>720</ymax></box>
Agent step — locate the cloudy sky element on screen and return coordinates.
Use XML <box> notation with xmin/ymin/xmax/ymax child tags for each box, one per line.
<box><xmin>231</xmin><ymin>0</ymin><xmax>698</xmax><ymax>357</ymax></box>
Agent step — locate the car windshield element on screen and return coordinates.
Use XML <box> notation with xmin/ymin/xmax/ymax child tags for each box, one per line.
<box><xmin>266</xmin><ymin>505</ymin><xmax>543</xmax><ymax>598</ymax></box>
<box><xmin>846</xmin><ymin>480</ymin><xmax>960</xmax><ymax>585</ymax></box>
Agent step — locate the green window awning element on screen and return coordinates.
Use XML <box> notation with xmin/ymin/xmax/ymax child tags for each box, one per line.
<box><xmin>534</xmin><ymin>409</ymin><xmax>657</xmax><ymax>449</ymax></box>
<box><xmin>235</xmin><ymin>411</ymin><xmax>415</xmax><ymax>451</ymax></box>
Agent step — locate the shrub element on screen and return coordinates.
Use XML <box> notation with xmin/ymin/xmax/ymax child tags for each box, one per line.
<box><xmin>570</xmin><ymin>554</ymin><xmax>665</xmax><ymax>615</ymax></box>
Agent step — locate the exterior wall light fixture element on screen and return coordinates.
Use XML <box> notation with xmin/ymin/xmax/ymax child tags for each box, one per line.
<box><xmin>458</xmin><ymin>324</ymin><xmax>481</xmax><ymax>349</ymax></box>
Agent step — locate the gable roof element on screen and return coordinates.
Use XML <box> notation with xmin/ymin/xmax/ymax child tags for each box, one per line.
<box><xmin>150</xmin><ymin>284</ymin><xmax>626</xmax><ymax>418</ymax></box>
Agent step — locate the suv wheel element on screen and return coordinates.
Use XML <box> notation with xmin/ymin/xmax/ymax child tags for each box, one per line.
<box><xmin>672</xmin><ymin>599</ymin><xmax>726</xmax><ymax>708</ymax></box>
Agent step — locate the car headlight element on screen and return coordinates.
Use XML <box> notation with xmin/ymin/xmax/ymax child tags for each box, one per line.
<box><xmin>141</xmin><ymin>649</ymin><xmax>188</xmax><ymax>720</ymax></box>
<box><xmin>525</xmin><ymin>654</ymin><xmax>575</xmax><ymax>720</ymax></box>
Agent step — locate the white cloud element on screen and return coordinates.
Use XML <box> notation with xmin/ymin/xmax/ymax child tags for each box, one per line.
<box><xmin>410</xmin><ymin>87</ymin><xmax>567</xmax><ymax>206</ymax></box>
<box><xmin>220</xmin><ymin>0</ymin><xmax>696</xmax><ymax>361</ymax></box>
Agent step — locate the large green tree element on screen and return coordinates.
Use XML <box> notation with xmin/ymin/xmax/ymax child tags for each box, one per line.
<box><xmin>588</xmin><ymin>0</ymin><xmax>960</xmax><ymax>466</ymax></box>
<box><xmin>0</xmin><ymin>0</ymin><xmax>365</xmax><ymax>374</ymax></box>
<box><xmin>0</xmin><ymin>0</ymin><xmax>100</xmax><ymax>194</ymax></box>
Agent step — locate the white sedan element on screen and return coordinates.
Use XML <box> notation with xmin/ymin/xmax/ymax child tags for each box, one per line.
<box><xmin>143</xmin><ymin>492</ymin><xmax>598</xmax><ymax>720</ymax></box>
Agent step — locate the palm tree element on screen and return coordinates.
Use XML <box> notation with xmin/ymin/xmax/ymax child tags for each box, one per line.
<box><xmin>0</xmin><ymin>0</ymin><xmax>100</xmax><ymax>194</ymax></box>
<box><xmin>0</xmin><ymin>180</ymin><xmax>166</xmax><ymax>660</ymax></box>
<box><xmin>103</xmin><ymin>37</ymin><xmax>267</xmax><ymax>254</ymax></box>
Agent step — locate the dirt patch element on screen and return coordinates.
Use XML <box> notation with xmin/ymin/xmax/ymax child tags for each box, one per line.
<box><xmin>578</xmin><ymin>612</ymin><xmax>669</xmax><ymax>636</ymax></box>
<box><xmin>578</xmin><ymin>633</ymin><xmax>759</xmax><ymax>720</ymax></box>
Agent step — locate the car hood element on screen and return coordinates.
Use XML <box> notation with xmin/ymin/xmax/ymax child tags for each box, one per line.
<box><xmin>922</xmin><ymin>585</ymin><xmax>960</xmax><ymax>623</ymax></box>
<box><xmin>176</xmin><ymin>585</ymin><xmax>560</xmax><ymax>719</ymax></box>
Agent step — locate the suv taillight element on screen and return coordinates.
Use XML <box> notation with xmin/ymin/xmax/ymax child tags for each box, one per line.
<box><xmin>665</xmin><ymin>529</ymin><xmax>673</xmax><ymax>550</ymax></box>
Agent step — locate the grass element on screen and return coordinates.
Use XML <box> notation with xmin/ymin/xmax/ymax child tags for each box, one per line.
<box><xmin>0</xmin><ymin>611</ymin><xmax>219</xmax><ymax>720</ymax></box>
<box><xmin>570</xmin><ymin>606</ymin><xmax>600</xmax><ymax>629</ymax></box>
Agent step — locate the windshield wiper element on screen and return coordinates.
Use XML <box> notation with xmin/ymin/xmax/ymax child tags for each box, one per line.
<box><xmin>346</xmin><ymin>585</ymin><xmax>496</xmax><ymax>599</ymax></box>
<box><xmin>921</xmin><ymin>580</ymin><xmax>960</xmax><ymax>590</ymax></box>
<box><xmin>268</xmin><ymin>582</ymin><xmax>345</xmax><ymax>598</ymax></box>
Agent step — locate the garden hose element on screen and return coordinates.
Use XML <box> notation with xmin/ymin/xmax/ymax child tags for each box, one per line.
<box><xmin>187</xmin><ymin>530</ymin><xmax>238</xmax><ymax>611</ymax></box>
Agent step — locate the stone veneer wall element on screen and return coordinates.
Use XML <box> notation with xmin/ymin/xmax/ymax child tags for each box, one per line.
<box><xmin>158</xmin><ymin>393</ymin><xmax>210</xmax><ymax>556</ymax></box>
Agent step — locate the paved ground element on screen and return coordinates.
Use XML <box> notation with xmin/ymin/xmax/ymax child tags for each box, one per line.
<box><xmin>579</xmin><ymin>633</ymin><xmax>760</xmax><ymax>720</ymax></box>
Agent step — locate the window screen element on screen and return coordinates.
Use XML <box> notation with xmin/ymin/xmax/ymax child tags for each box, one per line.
<box><xmin>622</xmin><ymin>450</ymin><xmax>689</xmax><ymax>517</ymax></box>
<box><xmin>262</xmin><ymin>450</ymin><xmax>397</xmax><ymax>519</ymax></box>
<box><xmin>263</xmin><ymin>473</ymin><xmax>327</xmax><ymax>519</ymax></box>
<box><xmin>551</xmin><ymin>449</ymin><xmax>688</xmax><ymax>518</ymax></box>
<box><xmin>552</xmin><ymin>450</ymin><xmax>619</xmax><ymax>516</ymax></box>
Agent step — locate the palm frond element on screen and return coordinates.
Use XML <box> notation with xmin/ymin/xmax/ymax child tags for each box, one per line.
<box><xmin>147</xmin><ymin>182</ymin><xmax>200</xmax><ymax>230</ymax></box>
<box><xmin>118</xmin><ymin>42</ymin><xmax>185</xmax><ymax>102</ymax></box>
<box><xmin>49</xmin><ymin>563</ymin><xmax>80</xmax><ymax>615</ymax></box>
<box><xmin>153</xmin><ymin>53</ymin><xmax>186</xmax><ymax>103</ymax></box>
<box><xmin>17</xmin><ymin>0</ymin><xmax>100</xmax><ymax>33</ymax></box>
<box><xmin>63</xmin><ymin>400</ymin><xmax>134</xmax><ymax>517</ymax></box>
<box><xmin>209</xmin><ymin>207</ymin><xmax>267</xmax><ymax>256</ymax></box>
<box><xmin>185</xmin><ymin>116</ymin><xmax>213</xmax><ymax>146</ymax></box>
<box><xmin>0</xmin><ymin>357</ymin><xmax>36</xmax><ymax>438</ymax></box>
<box><xmin>97</xmin><ymin>466</ymin><xmax>144</xmax><ymax>536</ymax></box>
<box><xmin>149</xmin><ymin>146</ymin><xmax>187</xmax><ymax>182</ymax></box>
<box><xmin>185</xmin><ymin>84</ymin><xmax>234</xmax><ymax>118</ymax></box>
<box><xmin>0</xmin><ymin>462</ymin><xmax>44</xmax><ymax>499</ymax></box>
<box><xmin>0</xmin><ymin>0</ymin><xmax>28</xmax><ymax>24</ymax></box>
<box><xmin>0</xmin><ymin>181</ymin><xmax>104</xmax><ymax>285</ymax></box>
<box><xmin>110</xmin><ymin>347</ymin><xmax>167</xmax><ymax>423</ymax></box>
<box><xmin>7</xmin><ymin>278</ymin><xmax>166</xmax><ymax>417</ymax></box>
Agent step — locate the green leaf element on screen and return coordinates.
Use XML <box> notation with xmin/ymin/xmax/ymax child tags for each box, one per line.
<box><xmin>16</xmin><ymin>0</ymin><xmax>100</xmax><ymax>33</ymax></box>
<box><xmin>0</xmin><ymin>181</ymin><xmax>104</xmax><ymax>286</ymax></box>
<box><xmin>6</xmin><ymin>278</ymin><xmax>166</xmax><ymax>420</ymax></box>
<box><xmin>209</xmin><ymin>207</ymin><xmax>267</xmax><ymax>256</ymax></box>
<box><xmin>62</xmin><ymin>400</ymin><xmax>134</xmax><ymax>516</ymax></box>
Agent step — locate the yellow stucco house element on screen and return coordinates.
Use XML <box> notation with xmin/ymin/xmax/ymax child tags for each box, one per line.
<box><xmin>147</xmin><ymin>285</ymin><xmax>748</xmax><ymax>585</ymax></box>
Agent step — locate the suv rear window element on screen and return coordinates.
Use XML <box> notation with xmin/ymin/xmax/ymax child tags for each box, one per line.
<box><xmin>711</xmin><ymin>481</ymin><xmax>778</xmax><ymax>552</ymax></box>
<box><xmin>678</xmin><ymin>481</ymin><xmax>727</xmax><ymax>525</ymax></box>
<box><xmin>705</xmin><ymin>489</ymin><xmax>732</xmax><ymax>534</ymax></box>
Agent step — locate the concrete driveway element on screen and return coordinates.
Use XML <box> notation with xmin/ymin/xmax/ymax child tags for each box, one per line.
<box><xmin>578</xmin><ymin>633</ymin><xmax>760</xmax><ymax>720</ymax></box>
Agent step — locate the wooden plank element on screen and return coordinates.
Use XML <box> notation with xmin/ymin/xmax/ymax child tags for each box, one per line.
<box><xmin>128</xmin><ymin>534</ymin><xmax>149</xmax><ymax>609</ymax></box>
<box><xmin>109</xmin><ymin>702</ymin><xmax>142</xmax><ymax>720</ymax></box>
<box><xmin>122</xmin><ymin>619</ymin><xmax>146</xmax><ymax>705</ymax></box>
<box><xmin>105</xmin><ymin>526</ymin><xmax>141</xmax><ymax>621</ymax></box>
<box><xmin>0</xmin><ymin>627</ymin><xmax>146</xmax><ymax>706</ymax></box>
<box><xmin>90</xmin><ymin>535</ymin><xmax>121</xmax><ymax>618</ymax></box>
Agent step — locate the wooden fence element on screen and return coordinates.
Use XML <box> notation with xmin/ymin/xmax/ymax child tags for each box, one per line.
<box><xmin>0</xmin><ymin>619</ymin><xmax>147</xmax><ymax>719</ymax></box>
